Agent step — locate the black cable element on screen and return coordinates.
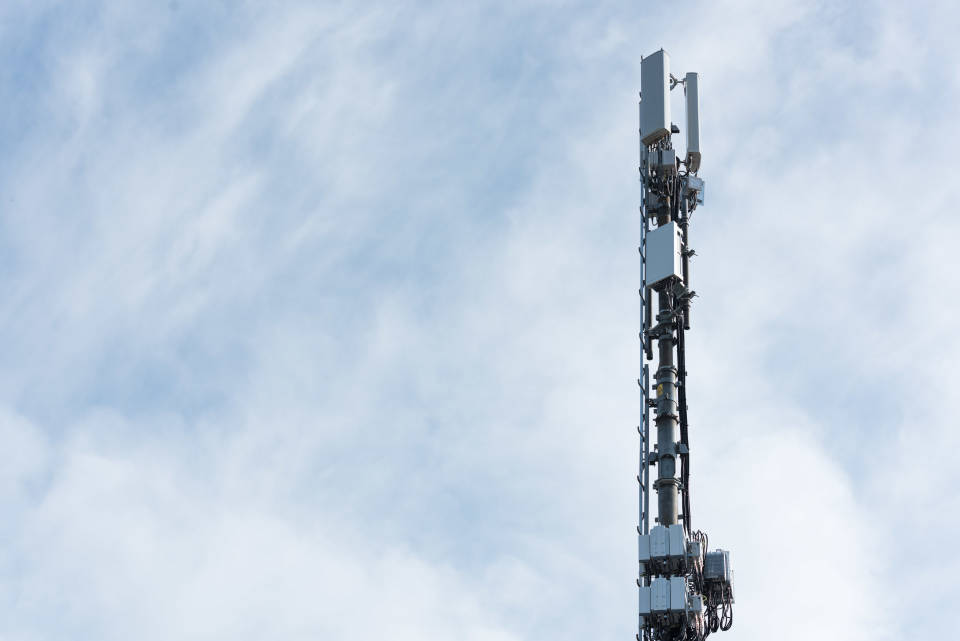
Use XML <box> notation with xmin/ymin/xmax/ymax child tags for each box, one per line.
<box><xmin>720</xmin><ymin>601</ymin><xmax>733</xmax><ymax>631</ymax></box>
<box><xmin>676</xmin><ymin>312</ymin><xmax>692</xmax><ymax>532</ymax></box>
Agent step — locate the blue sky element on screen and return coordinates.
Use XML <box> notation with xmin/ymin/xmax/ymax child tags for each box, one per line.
<box><xmin>1</xmin><ymin>1</ymin><xmax>958</xmax><ymax>639</ymax></box>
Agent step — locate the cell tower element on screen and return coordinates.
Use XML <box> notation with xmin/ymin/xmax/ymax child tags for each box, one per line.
<box><xmin>637</xmin><ymin>49</ymin><xmax>735</xmax><ymax>641</ymax></box>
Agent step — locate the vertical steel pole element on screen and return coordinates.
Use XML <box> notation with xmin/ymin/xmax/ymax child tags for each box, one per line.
<box><xmin>651</xmin><ymin>182</ymin><xmax>680</xmax><ymax>527</ymax></box>
<box><xmin>654</xmin><ymin>282</ymin><xmax>680</xmax><ymax>526</ymax></box>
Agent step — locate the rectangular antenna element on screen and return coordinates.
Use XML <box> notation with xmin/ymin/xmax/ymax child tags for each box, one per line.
<box><xmin>640</xmin><ymin>50</ymin><xmax>671</xmax><ymax>146</ymax></box>
<box><xmin>684</xmin><ymin>72</ymin><xmax>701</xmax><ymax>172</ymax></box>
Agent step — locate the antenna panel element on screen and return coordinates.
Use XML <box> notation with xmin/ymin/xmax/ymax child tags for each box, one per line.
<box><xmin>641</xmin><ymin>50</ymin><xmax>671</xmax><ymax>145</ymax></box>
<box><xmin>685</xmin><ymin>72</ymin><xmax>701</xmax><ymax>172</ymax></box>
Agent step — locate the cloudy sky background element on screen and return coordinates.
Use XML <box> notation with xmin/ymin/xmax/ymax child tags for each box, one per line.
<box><xmin>1</xmin><ymin>1</ymin><xmax>957</xmax><ymax>639</ymax></box>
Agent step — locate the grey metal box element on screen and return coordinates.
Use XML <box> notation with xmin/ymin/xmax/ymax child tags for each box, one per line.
<box><xmin>638</xmin><ymin>533</ymin><xmax>650</xmax><ymax>561</ymax></box>
<box><xmin>646</xmin><ymin>222</ymin><xmax>683</xmax><ymax>287</ymax></box>
<box><xmin>704</xmin><ymin>550</ymin><xmax>731</xmax><ymax>582</ymax></box>
<box><xmin>670</xmin><ymin>577</ymin><xmax>687</xmax><ymax>611</ymax></box>
<box><xmin>638</xmin><ymin>585</ymin><xmax>652</xmax><ymax>615</ymax></box>
<box><xmin>650</xmin><ymin>525</ymin><xmax>669</xmax><ymax>558</ymax></box>
<box><xmin>689</xmin><ymin>594</ymin><xmax>703</xmax><ymax>614</ymax></box>
<box><xmin>641</xmin><ymin>50</ymin><xmax>671</xmax><ymax>145</ymax></box>
<box><xmin>653</xmin><ymin>148</ymin><xmax>677</xmax><ymax>175</ymax></box>
<box><xmin>685</xmin><ymin>175</ymin><xmax>704</xmax><ymax>205</ymax></box>
<box><xmin>667</xmin><ymin>524</ymin><xmax>685</xmax><ymax>556</ymax></box>
<box><xmin>651</xmin><ymin>577</ymin><xmax>670</xmax><ymax>612</ymax></box>
<box><xmin>684</xmin><ymin>72</ymin><xmax>701</xmax><ymax>172</ymax></box>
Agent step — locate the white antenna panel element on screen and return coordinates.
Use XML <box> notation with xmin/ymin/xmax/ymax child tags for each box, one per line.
<box><xmin>685</xmin><ymin>72</ymin><xmax>701</xmax><ymax>172</ymax></box>
<box><xmin>640</xmin><ymin>50</ymin><xmax>671</xmax><ymax>146</ymax></box>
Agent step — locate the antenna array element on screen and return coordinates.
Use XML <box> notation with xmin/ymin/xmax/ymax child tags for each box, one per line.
<box><xmin>637</xmin><ymin>49</ymin><xmax>735</xmax><ymax>641</ymax></box>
